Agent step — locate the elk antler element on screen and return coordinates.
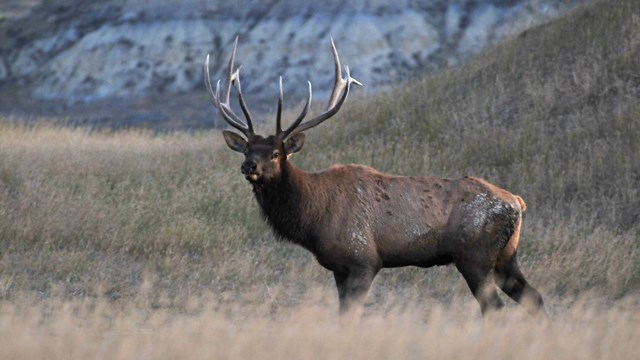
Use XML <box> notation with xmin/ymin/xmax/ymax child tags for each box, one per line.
<box><xmin>283</xmin><ymin>38</ymin><xmax>362</xmax><ymax>138</ymax></box>
<box><xmin>276</xmin><ymin>78</ymin><xmax>313</xmax><ymax>137</ymax></box>
<box><xmin>205</xmin><ymin>37</ymin><xmax>360</xmax><ymax>139</ymax></box>
<box><xmin>204</xmin><ymin>37</ymin><xmax>255</xmax><ymax>137</ymax></box>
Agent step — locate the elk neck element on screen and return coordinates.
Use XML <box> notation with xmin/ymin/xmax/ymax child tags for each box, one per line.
<box><xmin>251</xmin><ymin>160</ymin><xmax>322</xmax><ymax>248</ymax></box>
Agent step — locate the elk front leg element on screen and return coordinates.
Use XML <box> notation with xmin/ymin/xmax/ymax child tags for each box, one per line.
<box><xmin>333</xmin><ymin>267</ymin><xmax>377</xmax><ymax>321</ymax></box>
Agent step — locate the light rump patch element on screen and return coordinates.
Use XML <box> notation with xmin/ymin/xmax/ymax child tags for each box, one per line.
<box><xmin>461</xmin><ymin>192</ymin><xmax>511</xmax><ymax>234</ymax></box>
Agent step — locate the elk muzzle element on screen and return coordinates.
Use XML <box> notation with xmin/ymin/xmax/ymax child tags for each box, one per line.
<box><xmin>241</xmin><ymin>160</ymin><xmax>261</xmax><ymax>182</ymax></box>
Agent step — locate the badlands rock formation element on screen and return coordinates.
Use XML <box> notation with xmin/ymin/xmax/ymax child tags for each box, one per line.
<box><xmin>0</xmin><ymin>0</ymin><xmax>575</xmax><ymax>127</ymax></box>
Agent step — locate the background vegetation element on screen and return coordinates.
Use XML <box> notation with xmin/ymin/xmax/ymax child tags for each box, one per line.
<box><xmin>0</xmin><ymin>0</ymin><xmax>638</xmax><ymax>358</ymax></box>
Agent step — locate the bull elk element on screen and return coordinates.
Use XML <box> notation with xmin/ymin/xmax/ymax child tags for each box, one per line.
<box><xmin>205</xmin><ymin>38</ymin><xmax>547</xmax><ymax>318</ymax></box>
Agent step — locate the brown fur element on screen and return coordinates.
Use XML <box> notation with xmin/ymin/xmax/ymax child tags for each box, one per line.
<box><xmin>223</xmin><ymin>131</ymin><xmax>547</xmax><ymax>318</ymax></box>
<box><xmin>214</xmin><ymin>40</ymin><xmax>545</xmax><ymax>318</ymax></box>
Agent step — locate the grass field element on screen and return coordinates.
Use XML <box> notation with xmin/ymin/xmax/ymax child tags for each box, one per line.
<box><xmin>0</xmin><ymin>0</ymin><xmax>639</xmax><ymax>358</ymax></box>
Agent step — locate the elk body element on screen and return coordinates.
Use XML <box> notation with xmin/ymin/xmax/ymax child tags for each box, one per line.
<box><xmin>205</xmin><ymin>39</ymin><xmax>547</xmax><ymax>318</ymax></box>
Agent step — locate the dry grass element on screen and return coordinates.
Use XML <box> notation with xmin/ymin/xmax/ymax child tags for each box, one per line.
<box><xmin>0</xmin><ymin>294</ymin><xmax>639</xmax><ymax>360</ymax></box>
<box><xmin>0</xmin><ymin>120</ymin><xmax>636</xmax><ymax>309</ymax></box>
<box><xmin>0</xmin><ymin>0</ymin><xmax>639</xmax><ymax>358</ymax></box>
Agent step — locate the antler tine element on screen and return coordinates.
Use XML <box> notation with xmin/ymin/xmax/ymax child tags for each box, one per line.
<box><xmin>214</xmin><ymin>80</ymin><xmax>252</xmax><ymax>136</ymax></box>
<box><xmin>220</xmin><ymin>38</ymin><xmax>250</xmax><ymax>127</ymax></box>
<box><xmin>234</xmin><ymin>68</ymin><xmax>255</xmax><ymax>134</ymax></box>
<box><xmin>276</xmin><ymin>76</ymin><xmax>284</xmax><ymax>133</ymax></box>
<box><xmin>205</xmin><ymin>54</ymin><xmax>249</xmax><ymax>131</ymax></box>
<box><xmin>223</xmin><ymin>36</ymin><xmax>239</xmax><ymax>105</ymax></box>
<box><xmin>281</xmin><ymin>81</ymin><xmax>312</xmax><ymax>138</ymax></box>
<box><xmin>290</xmin><ymin>65</ymin><xmax>354</xmax><ymax>135</ymax></box>
<box><xmin>288</xmin><ymin>40</ymin><xmax>361</xmax><ymax>136</ymax></box>
<box><xmin>204</xmin><ymin>54</ymin><xmax>217</xmax><ymax>104</ymax></box>
<box><xmin>326</xmin><ymin>38</ymin><xmax>363</xmax><ymax>110</ymax></box>
<box><xmin>326</xmin><ymin>37</ymin><xmax>343</xmax><ymax>110</ymax></box>
<box><xmin>204</xmin><ymin>37</ymin><xmax>256</xmax><ymax>137</ymax></box>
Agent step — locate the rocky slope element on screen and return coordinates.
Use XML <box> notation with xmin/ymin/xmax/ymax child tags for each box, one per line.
<box><xmin>0</xmin><ymin>0</ymin><xmax>577</xmax><ymax>128</ymax></box>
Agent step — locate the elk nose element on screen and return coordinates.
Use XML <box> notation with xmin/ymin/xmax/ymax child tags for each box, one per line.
<box><xmin>241</xmin><ymin>161</ymin><xmax>258</xmax><ymax>174</ymax></box>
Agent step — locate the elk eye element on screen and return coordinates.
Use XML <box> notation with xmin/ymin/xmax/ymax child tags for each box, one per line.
<box><xmin>271</xmin><ymin>151</ymin><xmax>279</xmax><ymax>159</ymax></box>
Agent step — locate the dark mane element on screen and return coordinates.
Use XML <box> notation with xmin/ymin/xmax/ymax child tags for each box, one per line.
<box><xmin>253</xmin><ymin>165</ymin><xmax>307</xmax><ymax>243</ymax></box>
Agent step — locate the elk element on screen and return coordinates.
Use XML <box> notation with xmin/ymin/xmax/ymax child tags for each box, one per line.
<box><xmin>205</xmin><ymin>38</ymin><xmax>547</xmax><ymax>318</ymax></box>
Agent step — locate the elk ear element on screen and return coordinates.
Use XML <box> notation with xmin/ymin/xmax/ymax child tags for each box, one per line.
<box><xmin>222</xmin><ymin>131</ymin><xmax>247</xmax><ymax>153</ymax></box>
<box><xmin>284</xmin><ymin>133</ymin><xmax>305</xmax><ymax>156</ymax></box>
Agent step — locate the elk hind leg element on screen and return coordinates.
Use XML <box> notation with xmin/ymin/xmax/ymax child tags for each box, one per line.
<box><xmin>494</xmin><ymin>213</ymin><xmax>548</xmax><ymax>317</ymax></box>
<box><xmin>494</xmin><ymin>256</ymin><xmax>548</xmax><ymax>317</ymax></box>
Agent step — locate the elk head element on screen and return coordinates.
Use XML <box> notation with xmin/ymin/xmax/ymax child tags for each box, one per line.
<box><xmin>204</xmin><ymin>38</ymin><xmax>361</xmax><ymax>184</ymax></box>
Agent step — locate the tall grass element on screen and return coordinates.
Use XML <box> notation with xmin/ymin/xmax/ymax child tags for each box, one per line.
<box><xmin>1</xmin><ymin>295</ymin><xmax>639</xmax><ymax>360</ymax></box>
<box><xmin>0</xmin><ymin>0</ymin><xmax>639</xmax><ymax>357</ymax></box>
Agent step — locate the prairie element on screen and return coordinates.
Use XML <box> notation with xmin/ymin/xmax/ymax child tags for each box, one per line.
<box><xmin>0</xmin><ymin>0</ymin><xmax>639</xmax><ymax>358</ymax></box>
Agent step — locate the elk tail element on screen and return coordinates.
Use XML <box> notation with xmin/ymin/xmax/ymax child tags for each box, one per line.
<box><xmin>515</xmin><ymin>195</ymin><xmax>526</xmax><ymax>214</ymax></box>
<box><xmin>496</xmin><ymin>195</ymin><xmax>526</xmax><ymax>266</ymax></box>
